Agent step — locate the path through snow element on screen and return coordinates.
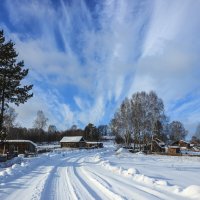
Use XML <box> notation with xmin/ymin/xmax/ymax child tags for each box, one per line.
<box><xmin>0</xmin><ymin>145</ymin><xmax>200</xmax><ymax>200</ymax></box>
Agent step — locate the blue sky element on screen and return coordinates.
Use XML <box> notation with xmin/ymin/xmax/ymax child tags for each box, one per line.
<box><xmin>0</xmin><ymin>0</ymin><xmax>200</xmax><ymax>135</ymax></box>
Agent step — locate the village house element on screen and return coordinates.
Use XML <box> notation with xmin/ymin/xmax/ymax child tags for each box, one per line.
<box><xmin>60</xmin><ymin>136</ymin><xmax>86</xmax><ymax>148</ymax></box>
<box><xmin>60</xmin><ymin>136</ymin><xmax>103</xmax><ymax>148</ymax></box>
<box><xmin>191</xmin><ymin>144</ymin><xmax>200</xmax><ymax>152</ymax></box>
<box><xmin>143</xmin><ymin>137</ymin><xmax>166</xmax><ymax>153</ymax></box>
<box><xmin>0</xmin><ymin>140</ymin><xmax>37</xmax><ymax>155</ymax></box>
<box><xmin>151</xmin><ymin>138</ymin><xmax>166</xmax><ymax>153</ymax></box>
<box><xmin>167</xmin><ymin>146</ymin><xmax>181</xmax><ymax>155</ymax></box>
<box><xmin>171</xmin><ymin>140</ymin><xmax>191</xmax><ymax>149</ymax></box>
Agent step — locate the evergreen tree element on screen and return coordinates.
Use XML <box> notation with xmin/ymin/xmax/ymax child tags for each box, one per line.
<box><xmin>84</xmin><ymin>123</ymin><xmax>100</xmax><ymax>141</ymax></box>
<box><xmin>0</xmin><ymin>30</ymin><xmax>33</xmax><ymax>140</ymax></box>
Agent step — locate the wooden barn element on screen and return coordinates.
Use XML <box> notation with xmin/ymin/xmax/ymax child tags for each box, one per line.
<box><xmin>171</xmin><ymin>140</ymin><xmax>191</xmax><ymax>149</ymax></box>
<box><xmin>144</xmin><ymin>138</ymin><xmax>166</xmax><ymax>153</ymax></box>
<box><xmin>0</xmin><ymin>140</ymin><xmax>37</xmax><ymax>154</ymax></box>
<box><xmin>60</xmin><ymin>136</ymin><xmax>103</xmax><ymax>149</ymax></box>
<box><xmin>167</xmin><ymin>146</ymin><xmax>181</xmax><ymax>155</ymax></box>
<box><xmin>60</xmin><ymin>136</ymin><xmax>86</xmax><ymax>148</ymax></box>
<box><xmin>152</xmin><ymin>138</ymin><xmax>166</xmax><ymax>152</ymax></box>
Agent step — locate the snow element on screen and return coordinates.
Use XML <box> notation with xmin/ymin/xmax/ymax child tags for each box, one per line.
<box><xmin>0</xmin><ymin>157</ymin><xmax>22</xmax><ymax>168</ymax></box>
<box><xmin>4</xmin><ymin>140</ymin><xmax>37</xmax><ymax>147</ymax></box>
<box><xmin>37</xmin><ymin>144</ymin><xmax>61</xmax><ymax>151</ymax></box>
<box><xmin>86</xmin><ymin>142</ymin><xmax>102</xmax><ymax>144</ymax></box>
<box><xmin>0</xmin><ymin>142</ymin><xmax>200</xmax><ymax>200</ymax></box>
<box><xmin>115</xmin><ymin>147</ymin><xmax>129</xmax><ymax>154</ymax></box>
<box><xmin>181</xmin><ymin>150</ymin><xmax>200</xmax><ymax>155</ymax></box>
<box><xmin>60</xmin><ymin>136</ymin><xmax>84</xmax><ymax>143</ymax></box>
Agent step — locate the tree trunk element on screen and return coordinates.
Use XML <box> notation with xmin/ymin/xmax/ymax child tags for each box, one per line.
<box><xmin>150</xmin><ymin>133</ymin><xmax>154</xmax><ymax>152</ymax></box>
<box><xmin>0</xmin><ymin>75</ymin><xmax>6</xmax><ymax>131</ymax></box>
<box><xmin>3</xmin><ymin>143</ymin><xmax>5</xmax><ymax>154</ymax></box>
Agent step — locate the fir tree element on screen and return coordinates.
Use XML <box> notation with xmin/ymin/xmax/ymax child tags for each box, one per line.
<box><xmin>0</xmin><ymin>30</ymin><xmax>33</xmax><ymax>140</ymax></box>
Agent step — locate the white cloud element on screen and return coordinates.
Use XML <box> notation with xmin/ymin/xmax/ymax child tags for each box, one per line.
<box><xmin>14</xmin><ymin>87</ymin><xmax>74</xmax><ymax>130</ymax></box>
<box><xmin>76</xmin><ymin>96</ymin><xmax>105</xmax><ymax>125</ymax></box>
<box><xmin>1</xmin><ymin>0</ymin><xmax>200</xmax><ymax>134</ymax></box>
<box><xmin>142</xmin><ymin>0</ymin><xmax>191</xmax><ymax>57</ymax></box>
<box><xmin>62</xmin><ymin>104</ymin><xmax>74</xmax><ymax>127</ymax></box>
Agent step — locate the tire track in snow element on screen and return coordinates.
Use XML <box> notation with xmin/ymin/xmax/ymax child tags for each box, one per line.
<box><xmin>80</xmin><ymin>167</ymin><xmax>125</xmax><ymax>200</ymax></box>
<box><xmin>58</xmin><ymin>153</ymin><xmax>124</xmax><ymax>200</ymax></box>
<box><xmin>81</xmin><ymin>166</ymin><xmax>148</xmax><ymax>200</ymax></box>
<box><xmin>73</xmin><ymin>156</ymin><xmax>126</xmax><ymax>200</ymax></box>
<box><xmin>1</xmin><ymin>165</ymin><xmax>53</xmax><ymax>200</ymax></box>
<box><xmin>1</xmin><ymin>149</ymin><xmax>193</xmax><ymax>200</ymax></box>
<box><xmin>40</xmin><ymin>153</ymin><xmax>83</xmax><ymax>200</ymax></box>
<box><xmin>67</xmin><ymin>156</ymin><xmax>106</xmax><ymax>200</ymax></box>
<box><xmin>64</xmin><ymin>167</ymin><xmax>79</xmax><ymax>200</ymax></box>
<box><xmin>84</xmin><ymin>164</ymin><xmax>186</xmax><ymax>200</ymax></box>
<box><xmin>53</xmin><ymin>151</ymin><xmax>167</xmax><ymax>200</ymax></box>
<box><xmin>40</xmin><ymin>157</ymin><xmax>72</xmax><ymax>200</ymax></box>
<box><xmin>40</xmin><ymin>152</ymin><xmax>103</xmax><ymax>200</ymax></box>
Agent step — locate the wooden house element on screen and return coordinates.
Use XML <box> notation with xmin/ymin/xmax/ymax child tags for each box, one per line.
<box><xmin>0</xmin><ymin>140</ymin><xmax>37</xmax><ymax>154</ymax></box>
<box><xmin>152</xmin><ymin>138</ymin><xmax>166</xmax><ymax>152</ymax></box>
<box><xmin>60</xmin><ymin>136</ymin><xmax>103</xmax><ymax>148</ymax></box>
<box><xmin>171</xmin><ymin>140</ymin><xmax>191</xmax><ymax>149</ymax></box>
<box><xmin>167</xmin><ymin>146</ymin><xmax>181</xmax><ymax>155</ymax></box>
<box><xmin>60</xmin><ymin>136</ymin><xmax>86</xmax><ymax>148</ymax></box>
<box><xmin>144</xmin><ymin>138</ymin><xmax>166</xmax><ymax>153</ymax></box>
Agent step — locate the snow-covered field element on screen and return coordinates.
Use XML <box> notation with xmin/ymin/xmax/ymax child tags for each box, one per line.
<box><xmin>0</xmin><ymin>142</ymin><xmax>200</xmax><ymax>200</ymax></box>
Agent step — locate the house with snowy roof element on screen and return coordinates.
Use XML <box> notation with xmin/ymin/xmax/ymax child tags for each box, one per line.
<box><xmin>144</xmin><ymin>137</ymin><xmax>166</xmax><ymax>153</ymax></box>
<box><xmin>171</xmin><ymin>140</ymin><xmax>191</xmax><ymax>149</ymax></box>
<box><xmin>60</xmin><ymin>136</ymin><xmax>103</xmax><ymax>148</ymax></box>
<box><xmin>0</xmin><ymin>140</ymin><xmax>37</xmax><ymax>155</ymax></box>
<box><xmin>60</xmin><ymin>136</ymin><xmax>86</xmax><ymax>148</ymax></box>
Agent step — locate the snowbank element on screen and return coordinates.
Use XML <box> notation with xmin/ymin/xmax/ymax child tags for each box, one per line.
<box><xmin>93</xmin><ymin>151</ymin><xmax>200</xmax><ymax>199</ymax></box>
<box><xmin>181</xmin><ymin>185</ymin><xmax>200</xmax><ymax>199</ymax></box>
<box><xmin>0</xmin><ymin>160</ymin><xmax>27</xmax><ymax>183</ymax></box>
<box><xmin>0</xmin><ymin>157</ymin><xmax>22</xmax><ymax>168</ymax></box>
<box><xmin>115</xmin><ymin>147</ymin><xmax>130</xmax><ymax>154</ymax></box>
<box><xmin>0</xmin><ymin>152</ymin><xmax>63</xmax><ymax>184</ymax></box>
<box><xmin>1</xmin><ymin>146</ymin><xmax>200</xmax><ymax>200</ymax></box>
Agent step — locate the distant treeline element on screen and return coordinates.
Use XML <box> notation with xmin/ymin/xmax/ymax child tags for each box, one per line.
<box><xmin>6</xmin><ymin>123</ymin><xmax>109</xmax><ymax>143</ymax></box>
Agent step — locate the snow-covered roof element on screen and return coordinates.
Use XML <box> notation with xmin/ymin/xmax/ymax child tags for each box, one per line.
<box><xmin>86</xmin><ymin>142</ymin><xmax>102</xmax><ymax>144</ymax></box>
<box><xmin>168</xmin><ymin>146</ymin><xmax>180</xmax><ymax>148</ymax></box>
<box><xmin>60</xmin><ymin>136</ymin><xmax>84</xmax><ymax>143</ymax></box>
<box><xmin>180</xmin><ymin>147</ymin><xmax>187</xmax><ymax>150</ymax></box>
<box><xmin>153</xmin><ymin>139</ymin><xmax>165</xmax><ymax>148</ymax></box>
<box><xmin>179</xmin><ymin>140</ymin><xmax>190</xmax><ymax>144</ymax></box>
<box><xmin>5</xmin><ymin>140</ymin><xmax>37</xmax><ymax>147</ymax></box>
<box><xmin>101</xmin><ymin>136</ymin><xmax>115</xmax><ymax>140</ymax></box>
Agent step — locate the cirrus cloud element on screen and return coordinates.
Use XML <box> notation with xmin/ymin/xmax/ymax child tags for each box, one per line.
<box><xmin>0</xmin><ymin>0</ymin><xmax>200</xmax><ymax>136</ymax></box>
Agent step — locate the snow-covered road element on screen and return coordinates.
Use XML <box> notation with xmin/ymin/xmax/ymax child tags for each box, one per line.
<box><xmin>0</xmin><ymin>145</ymin><xmax>200</xmax><ymax>200</ymax></box>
